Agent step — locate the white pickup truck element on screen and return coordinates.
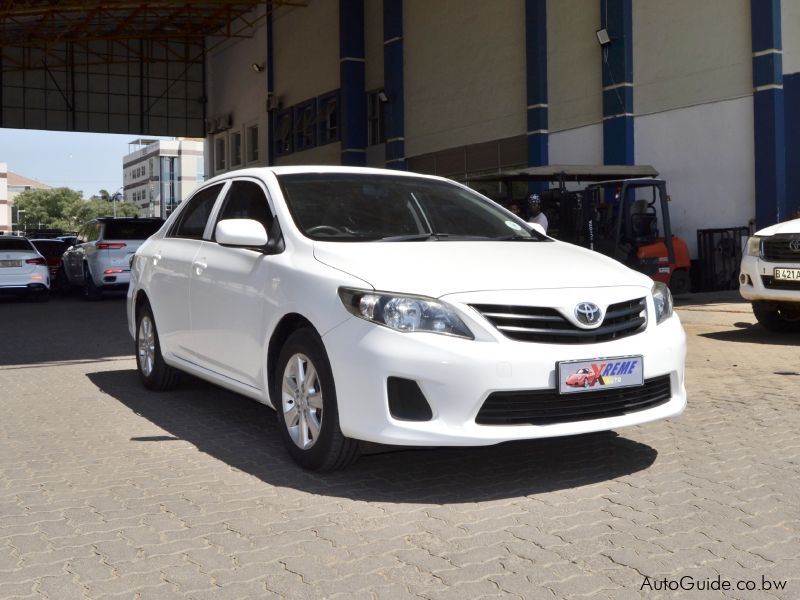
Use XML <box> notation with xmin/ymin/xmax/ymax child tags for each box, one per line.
<box><xmin>739</xmin><ymin>217</ymin><xmax>800</xmax><ymax>331</ymax></box>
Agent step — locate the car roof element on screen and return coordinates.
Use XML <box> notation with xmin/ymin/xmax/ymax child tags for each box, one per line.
<box><xmin>96</xmin><ymin>217</ymin><xmax>163</xmax><ymax>222</ymax></box>
<box><xmin>201</xmin><ymin>165</ymin><xmax>450</xmax><ymax>187</ymax></box>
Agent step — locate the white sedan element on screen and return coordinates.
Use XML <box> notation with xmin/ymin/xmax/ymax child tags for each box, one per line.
<box><xmin>0</xmin><ymin>236</ymin><xmax>50</xmax><ymax>301</ymax></box>
<box><xmin>127</xmin><ymin>166</ymin><xmax>687</xmax><ymax>470</ymax></box>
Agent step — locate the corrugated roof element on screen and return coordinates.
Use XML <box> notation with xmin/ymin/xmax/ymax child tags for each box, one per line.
<box><xmin>7</xmin><ymin>171</ymin><xmax>51</xmax><ymax>189</ymax></box>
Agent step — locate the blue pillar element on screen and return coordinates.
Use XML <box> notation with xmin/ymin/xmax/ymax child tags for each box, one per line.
<box><xmin>785</xmin><ymin>72</ymin><xmax>800</xmax><ymax>216</ymax></box>
<box><xmin>525</xmin><ymin>0</ymin><xmax>548</xmax><ymax>176</ymax></box>
<box><xmin>384</xmin><ymin>0</ymin><xmax>406</xmax><ymax>170</ymax></box>
<box><xmin>601</xmin><ymin>0</ymin><xmax>634</xmax><ymax>165</ymax></box>
<box><xmin>751</xmin><ymin>0</ymin><xmax>786</xmax><ymax>227</ymax></box>
<box><xmin>340</xmin><ymin>0</ymin><xmax>366</xmax><ymax>166</ymax></box>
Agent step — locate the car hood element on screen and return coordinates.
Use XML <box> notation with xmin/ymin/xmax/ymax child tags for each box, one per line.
<box><xmin>313</xmin><ymin>240</ymin><xmax>651</xmax><ymax>297</ymax></box>
<box><xmin>755</xmin><ymin>217</ymin><xmax>800</xmax><ymax>236</ymax></box>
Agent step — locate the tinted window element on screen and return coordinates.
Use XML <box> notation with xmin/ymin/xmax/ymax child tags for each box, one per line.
<box><xmin>30</xmin><ymin>240</ymin><xmax>69</xmax><ymax>257</ymax></box>
<box><xmin>103</xmin><ymin>220</ymin><xmax>163</xmax><ymax>240</ymax></box>
<box><xmin>277</xmin><ymin>174</ymin><xmax>544</xmax><ymax>242</ymax></box>
<box><xmin>0</xmin><ymin>238</ymin><xmax>34</xmax><ymax>251</ymax></box>
<box><xmin>215</xmin><ymin>180</ymin><xmax>274</xmax><ymax>237</ymax></box>
<box><xmin>87</xmin><ymin>224</ymin><xmax>101</xmax><ymax>243</ymax></box>
<box><xmin>171</xmin><ymin>184</ymin><xmax>224</xmax><ymax>240</ymax></box>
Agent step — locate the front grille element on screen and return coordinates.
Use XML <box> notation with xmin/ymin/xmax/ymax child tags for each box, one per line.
<box><xmin>471</xmin><ymin>297</ymin><xmax>647</xmax><ymax>344</ymax></box>
<box><xmin>761</xmin><ymin>275</ymin><xmax>800</xmax><ymax>291</ymax></box>
<box><xmin>761</xmin><ymin>236</ymin><xmax>800</xmax><ymax>262</ymax></box>
<box><xmin>476</xmin><ymin>375</ymin><xmax>671</xmax><ymax>426</ymax></box>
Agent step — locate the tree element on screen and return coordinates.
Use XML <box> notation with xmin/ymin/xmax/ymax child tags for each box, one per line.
<box><xmin>13</xmin><ymin>187</ymin><xmax>141</xmax><ymax>232</ymax></box>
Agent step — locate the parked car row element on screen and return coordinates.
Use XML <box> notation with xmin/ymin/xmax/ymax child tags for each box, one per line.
<box><xmin>1</xmin><ymin>218</ymin><xmax>163</xmax><ymax>301</ymax></box>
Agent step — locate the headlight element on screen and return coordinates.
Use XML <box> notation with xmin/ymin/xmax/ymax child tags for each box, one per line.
<box><xmin>746</xmin><ymin>236</ymin><xmax>762</xmax><ymax>257</ymax></box>
<box><xmin>651</xmin><ymin>281</ymin><xmax>673</xmax><ymax>325</ymax></box>
<box><xmin>338</xmin><ymin>288</ymin><xmax>474</xmax><ymax>339</ymax></box>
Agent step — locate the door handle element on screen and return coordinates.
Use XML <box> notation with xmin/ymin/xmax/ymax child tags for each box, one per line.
<box><xmin>193</xmin><ymin>259</ymin><xmax>207</xmax><ymax>275</ymax></box>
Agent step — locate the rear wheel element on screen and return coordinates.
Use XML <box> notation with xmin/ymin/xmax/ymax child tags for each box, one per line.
<box><xmin>274</xmin><ymin>328</ymin><xmax>360</xmax><ymax>471</ymax></box>
<box><xmin>82</xmin><ymin>265</ymin><xmax>102</xmax><ymax>301</ymax></box>
<box><xmin>752</xmin><ymin>302</ymin><xmax>800</xmax><ymax>333</ymax></box>
<box><xmin>136</xmin><ymin>302</ymin><xmax>181</xmax><ymax>390</ymax></box>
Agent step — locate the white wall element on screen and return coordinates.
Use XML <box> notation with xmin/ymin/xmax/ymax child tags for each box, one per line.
<box><xmin>635</xmin><ymin>96</ymin><xmax>755</xmax><ymax>258</ymax></box>
<box><xmin>548</xmin><ymin>124</ymin><xmax>603</xmax><ymax>165</ymax></box>
<box><xmin>404</xmin><ymin>0</ymin><xmax>526</xmax><ymax>158</ymax></box>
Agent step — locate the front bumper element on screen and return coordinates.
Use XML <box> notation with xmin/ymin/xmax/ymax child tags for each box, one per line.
<box><xmin>323</xmin><ymin>312</ymin><xmax>687</xmax><ymax>446</ymax></box>
<box><xmin>739</xmin><ymin>255</ymin><xmax>800</xmax><ymax>303</ymax></box>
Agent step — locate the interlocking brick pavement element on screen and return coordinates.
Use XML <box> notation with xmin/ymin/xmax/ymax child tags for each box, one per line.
<box><xmin>0</xmin><ymin>293</ymin><xmax>798</xmax><ymax>599</ymax></box>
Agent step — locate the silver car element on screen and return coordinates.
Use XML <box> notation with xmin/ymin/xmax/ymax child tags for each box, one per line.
<box><xmin>61</xmin><ymin>218</ymin><xmax>163</xmax><ymax>299</ymax></box>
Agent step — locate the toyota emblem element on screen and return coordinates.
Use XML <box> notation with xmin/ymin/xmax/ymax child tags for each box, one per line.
<box><xmin>575</xmin><ymin>302</ymin><xmax>602</xmax><ymax>327</ymax></box>
<box><xmin>790</xmin><ymin>239</ymin><xmax>800</xmax><ymax>252</ymax></box>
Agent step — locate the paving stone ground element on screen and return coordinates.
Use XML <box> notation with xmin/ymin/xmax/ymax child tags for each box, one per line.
<box><xmin>0</xmin><ymin>292</ymin><xmax>798</xmax><ymax>599</ymax></box>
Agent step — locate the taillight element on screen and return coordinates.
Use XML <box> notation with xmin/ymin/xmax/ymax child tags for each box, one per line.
<box><xmin>97</xmin><ymin>243</ymin><xmax>127</xmax><ymax>249</ymax></box>
<box><xmin>26</xmin><ymin>257</ymin><xmax>46</xmax><ymax>265</ymax></box>
<box><xmin>104</xmin><ymin>268</ymin><xmax>124</xmax><ymax>274</ymax></box>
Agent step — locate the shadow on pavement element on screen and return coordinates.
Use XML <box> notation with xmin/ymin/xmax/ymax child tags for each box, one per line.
<box><xmin>674</xmin><ymin>290</ymin><xmax>746</xmax><ymax>307</ymax></box>
<box><xmin>700</xmin><ymin>322</ymin><xmax>799</xmax><ymax>345</ymax></box>
<box><xmin>88</xmin><ymin>368</ymin><xmax>658</xmax><ymax>503</ymax></box>
<box><xmin>0</xmin><ymin>295</ymin><xmax>132</xmax><ymax>366</ymax></box>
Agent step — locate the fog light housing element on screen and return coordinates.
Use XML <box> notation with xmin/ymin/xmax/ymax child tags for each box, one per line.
<box><xmin>387</xmin><ymin>377</ymin><xmax>433</xmax><ymax>421</ymax></box>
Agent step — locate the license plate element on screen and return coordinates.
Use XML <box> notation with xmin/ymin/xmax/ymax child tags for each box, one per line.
<box><xmin>774</xmin><ymin>267</ymin><xmax>800</xmax><ymax>281</ymax></box>
<box><xmin>557</xmin><ymin>355</ymin><xmax>644</xmax><ymax>394</ymax></box>
<box><xmin>0</xmin><ymin>260</ymin><xmax>21</xmax><ymax>268</ymax></box>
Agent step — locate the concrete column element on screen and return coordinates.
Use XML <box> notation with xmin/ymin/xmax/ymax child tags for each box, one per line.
<box><xmin>601</xmin><ymin>0</ymin><xmax>634</xmax><ymax>165</ymax></box>
<box><xmin>340</xmin><ymin>0</ymin><xmax>367</xmax><ymax>166</ymax></box>
<box><xmin>525</xmin><ymin>0</ymin><xmax>548</xmax><ymax>174</ymax></box>
<box><xmin>383</xmin><ymin>0</ymin><xmax>406</xmax><ymax>170</ymax></box>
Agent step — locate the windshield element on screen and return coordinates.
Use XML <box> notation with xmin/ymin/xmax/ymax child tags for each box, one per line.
<box><xmin>276</xmin><ymin>173</ymin><xmax>547</xmax><ymax>242</ymax></box>
<box><xmin>0</xmin><ymin>238</ymin><xmax>34</xmax><ymax>251</ymax></box>
<box><xmin>103</xmin><ymin>220</ymin><xmax>163</xmax><ymax>240</ymax></box>
<box><xmin>30</xmin><ymin>240</ymin><xmax>69</xmax><ymax>257</ymax></box>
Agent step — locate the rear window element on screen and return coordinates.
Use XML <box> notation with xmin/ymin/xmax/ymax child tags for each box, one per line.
<box><xmin>0</xmin><ymin>238</ymin><xmax>34</xmax><ymax>251</ymax></box>
<box><xmin>103</xmin><ymin>220</ymin><xmax>163</xmax><ymax>240</ymax></box>
<box><xmin>31</xmin><ymin>240</ymin><xmax>69</xmax><ymax>257</ymax></box>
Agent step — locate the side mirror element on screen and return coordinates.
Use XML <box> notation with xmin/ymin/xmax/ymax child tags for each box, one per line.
<box><xmin>529</xmin><ymin>222</ymin><xmax>546</xmax><ymax>236</ymax></box>
<box><xmin>215</xmin><ymin>219</ymin><xmax>269</xmax><ymax>248</ymax></box>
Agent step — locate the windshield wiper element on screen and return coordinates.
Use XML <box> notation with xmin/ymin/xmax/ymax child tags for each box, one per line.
<box><xmin>493</xmin><ymin>234</ymin><xmax>540</xmax><ymax>241</ymax></box>
<box><xmin>375</xmin><ymin>233</ymin><xmax>442</xmax><ymax>242</ymax></box>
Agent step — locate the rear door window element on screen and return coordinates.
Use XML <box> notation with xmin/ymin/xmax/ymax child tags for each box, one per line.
<box><xmin>170</xmin><ymin>184</ymin><xmax>224</xmax><ymax>240</ymax></box>
<box><xmin>103</xmin><ymin>220</ymin><xmax>163</xmax><ymax>240</ymax></box>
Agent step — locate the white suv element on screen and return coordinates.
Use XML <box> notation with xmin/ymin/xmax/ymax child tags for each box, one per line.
<box><xmin>740</xmin><ymin>217</ymin><xmax>800</xmax><ymax>331</ymax></box>
<box><xmin>127</xmin><ymin>167</ymin><xmax>687</xmax><ymax>471</ymax></box>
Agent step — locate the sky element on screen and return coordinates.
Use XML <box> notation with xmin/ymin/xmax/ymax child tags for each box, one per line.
<box><xmin>0</xmin><ymin>128</ymin><xmax>171</xmax><ymax>198</ymax></box>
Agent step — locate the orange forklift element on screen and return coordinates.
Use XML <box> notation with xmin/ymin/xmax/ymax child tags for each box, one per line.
<box><xmin>470</xmin><ymin>165</ymin><xmax>691</xmax><ymax>294</ymax></box>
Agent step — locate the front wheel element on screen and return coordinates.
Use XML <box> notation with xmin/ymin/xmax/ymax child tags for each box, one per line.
<box><xmin>136</xmin><ymin>302</ymin><xmax>181</xmax><ymax>390</ymax></box>
<box><xmin>669</xmin><ymin>269</ymin><xmax>691</xmax><ymax>295</ymax></box>
<box><xmin>752</xmin><ymin>302</ymin><xmax>800</xmax><ymax>333</ymax></box>
<box><xmin>274</xmin><ymin>329</ymin><xmax>360</xmax><ymax>471</ymax></box>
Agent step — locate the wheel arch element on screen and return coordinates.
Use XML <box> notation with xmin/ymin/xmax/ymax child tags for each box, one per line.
<box><xmin>266</xmin><ymin>313</ymin><xmax>319</xmax><ymax>406</ymax></box>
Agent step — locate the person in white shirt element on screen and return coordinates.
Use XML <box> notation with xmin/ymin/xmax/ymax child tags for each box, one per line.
<box><xmin>527</xmin><ymin>193</ymin><xmax>548</xmax><ymax>232</ymax></box>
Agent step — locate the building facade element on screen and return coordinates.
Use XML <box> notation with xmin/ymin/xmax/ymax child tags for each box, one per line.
<box><xmin>0</xmin><ymin>163</ymin><xmax>51</xmax><ymax>233</ymax></box>
<box><xmin>204</xmin><ymin>1</ymin><xmax>800</xmax><ymax>258</ymax></box>
<box><xmin>122</xmin><ymin>138</ymin><xmax>205</xmax><ymax>218</ymax></box>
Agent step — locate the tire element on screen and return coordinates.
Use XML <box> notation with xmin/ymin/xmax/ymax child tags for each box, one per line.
<box><xmin>82</xmin><ymin>265</ymin><xmax>102</xmax><ymax>301</ymax></box>
<box><xmin>752</xmin><ymin>302</ymin><xmax>800</xmax><ymax>333</ymax></box>
<box><xmin>583</xmin><ymin>379</ymin><xmax>589</xmax><ymax>388</ymax></box>
<box><xmin>136</xmin><ymin>302</ymin><xmax>181</xmax><ymax>390</ymax></box>
<box><xmin>669</xmin><ymin>269</ymin><xmax>691</xmax><ymax>295</ymax></box>
<box><xmin>274</xmin><ymin>328</ymin><xmax>360</xmax><ymax>471</ymax></box>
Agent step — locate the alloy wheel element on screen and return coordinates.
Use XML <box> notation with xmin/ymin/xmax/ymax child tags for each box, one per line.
<box><xmin>281</xmin><ymin>353</ymin><xmax>324</xmax><ymax>450</ymax></box>
<box><xmin>137</xmin><ymin>315</ymin><xmax>155</xmax><ymax>376</ymax></box>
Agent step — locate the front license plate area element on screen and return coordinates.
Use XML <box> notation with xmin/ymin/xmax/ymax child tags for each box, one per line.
<box><xmin>557</xmin><ymin>355</ymin><xmax>644</xmax><ymax>394</ymax></box>
<box><xmin>774</xmin><ymin>267</ymin><xmax>800</xmax><ymax>281</ymax></box>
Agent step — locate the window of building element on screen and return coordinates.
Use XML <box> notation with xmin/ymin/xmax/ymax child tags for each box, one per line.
<box><xmin>294</xmin><ymin>100</ymin><xmax>317</xmax><ymax>151</ymax></box>
<box><xmin>246</xmin><ymin>124</ymin><xmax>259</xmax><ymax>163</ymax></box>
<box><xmin>274</xmin><ymin>109</ymin><xmax>293</xmax><ymax>157</ymax></box>
<box><xmin>367</xmin><ymin>90</ymin><xmax>386</xmax><ymax>146</ymax></box>
<box><xmin>318</xmin><ymin>91</ymin><xmax>339</xmax><ymax>145</ymax></box>
<box><xmin>215</xmin><ymin>136</ymin><xmax>227</xmax><ymax>172</ymax></box>
<box><xmin>230</xmin><ymin>130</ymin><xmax>243</xmax><ymax>168</ymax></box>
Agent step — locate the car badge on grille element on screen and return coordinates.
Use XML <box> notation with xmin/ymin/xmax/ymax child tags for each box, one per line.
<box><xmin>789</xmin><ymin>239</ymin><xmax>800</xmax><ymax>252</ymax></box>
<box><xmin>575</xmin><ymin>302</ymin><xmax>603</xmax><ymax>327</ymax></box>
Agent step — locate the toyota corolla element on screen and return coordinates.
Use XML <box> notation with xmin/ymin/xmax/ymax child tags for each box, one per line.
<box><xmin>127</xmin><ymin>166</ymin><xmax>687</xmax><ymax>471</ymax></box>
